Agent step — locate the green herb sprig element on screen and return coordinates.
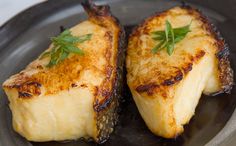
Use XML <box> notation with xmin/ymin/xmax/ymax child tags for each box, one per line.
<box><xmin>151</xmin><ymin>20</ymin><xmax>191</xmax><ymax>55</ymax></box>
<box><xmin>40</xmin><ymin>29</ymin><xmax>92</xmax><ymax>67</ymax></box>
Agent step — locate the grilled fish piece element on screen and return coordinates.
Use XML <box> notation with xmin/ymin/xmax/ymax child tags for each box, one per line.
<box><xmin>126</xmin><ymin>6</ymin><xmax>233</xmax><ymax>138</ymax></box>
<box><xmin>2</xmin><ymin>1</ymin><xmax>125</xmax><ymax>143</ymax></box>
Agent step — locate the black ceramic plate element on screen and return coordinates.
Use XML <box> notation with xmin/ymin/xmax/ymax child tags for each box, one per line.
<box><xmin>0</xmin><ymin>0</ymin><xmax>236</xmax><ymax>146</ymax></box>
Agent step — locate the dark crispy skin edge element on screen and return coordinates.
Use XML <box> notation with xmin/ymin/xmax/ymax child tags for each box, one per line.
<box><xmin>129</xmin><ymin>5</ymin><xmax>233</xmax><ymax>95</ymax></box>
<box><xmin>82</xmin><ymin>0</ymin><xmax>126</xmax><ymax>143</ymax></box>
<box><xmin>182</xmin><ymin>5</ymin><xmax>234</xmax><ymax>95</ymax></box>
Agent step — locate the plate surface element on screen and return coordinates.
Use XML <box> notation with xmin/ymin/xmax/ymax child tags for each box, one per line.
<box><xmin>0</xmin><ymin>0</ymin><xmax>236</xmax><ymax>146</ymax></box>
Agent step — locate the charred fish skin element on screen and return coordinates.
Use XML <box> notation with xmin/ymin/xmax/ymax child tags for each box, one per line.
<box><xmin>184</xmin><ymin>5</ymin><xmax>233</xmax><ymax>94</ymax></box>
<box><xmin>82</xmin><ymin>0</ymin><xmax>126</xmax><ymax>143</ymax></box>
<box><xmin>126</xmin><ymin>6</ymin><xmax>233</xmax><ymax>138</ymax></box>
<box><xmin>2</xmin><ymin>0</ymin><xmax>125</xmax><ymax>144</ymax></box>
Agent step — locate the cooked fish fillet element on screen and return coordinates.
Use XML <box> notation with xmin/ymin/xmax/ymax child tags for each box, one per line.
<box><xmin>126</xmin><ymin>6</ymin><xmax>233</xmax><ymax>138</ymax></box>
<box><xmin>2</xmin><ymin>1</ymin><xmax>125</xmax><ymax>143</ymax></box>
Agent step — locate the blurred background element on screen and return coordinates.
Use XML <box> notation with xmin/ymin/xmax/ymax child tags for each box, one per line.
<box><xmin>0</xmin><ymin>0</ymin><xmax>45</xmax><ymax>26</ymax></box>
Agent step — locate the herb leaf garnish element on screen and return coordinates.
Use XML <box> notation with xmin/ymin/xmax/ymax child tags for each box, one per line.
<box><xmin>40</xmin><ymin>29</ymin><xmax>92</xmax><ymax>67</ymax></box>
<box><xmin>151</xmin><ymin>20</ymin><xmax>191</xmax><ymax>55</ymax></box>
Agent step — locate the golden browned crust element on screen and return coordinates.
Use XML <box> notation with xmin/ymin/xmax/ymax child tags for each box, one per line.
<box><xmin>17</xmin><ymin>82</ymin><xmax>41</xmax><ymax>98</ymax></box>
<box><xmin>3</xmin><ymin>1</ymin><xmax>121</xmax><ymax>98</ymax></box>
<box><xmin>4</xmin><ymin>38</ymin><xmax>111</xmax><ymax>95</ymax></box>
<box><xmin>128</xmin><ymin>6</ymin><xmax>233</xmax><ymax>96</ymax></box>
<box><xmin>135</xmin><ymin>50</ymin><xmax>205</xmax><ymax>95</ymax></box>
